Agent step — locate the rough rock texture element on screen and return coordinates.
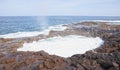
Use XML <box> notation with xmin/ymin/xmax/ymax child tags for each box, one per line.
<box><xmin>0</xmin><ymin>22</ymin><xmax>120</xmax><ymax>70</ymax></box>
<box><xmin>0</xmin><ymin>51</ymin><xmax>73</xmax><ymax>70</ymax></box>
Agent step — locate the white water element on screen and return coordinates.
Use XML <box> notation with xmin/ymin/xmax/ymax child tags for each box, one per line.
<box><xmin>0</xmin><ymin>25</ymin><xmax>67</xmax><ymax>38</ymax></box>
<box><xmin>17</xmin><ymin>35</ymin><xmax>104</xmax><ymax>57</ymax></box>
<box><xmin>79</xmin><ymin>20</ymin><xmax>120</xmax><ymax>23</ymax></box>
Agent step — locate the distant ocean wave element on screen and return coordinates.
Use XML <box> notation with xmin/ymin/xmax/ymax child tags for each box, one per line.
<box><xmin>0</xmin><ymin>24</ymin><xmax>67</xmax><ymax>38</ymax></box>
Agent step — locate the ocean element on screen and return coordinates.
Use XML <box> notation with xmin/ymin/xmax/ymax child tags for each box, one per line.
<box><xmin>0</xmin><ymin>16</ymin><xmax>120</xmax><ymax>38</ymax></box>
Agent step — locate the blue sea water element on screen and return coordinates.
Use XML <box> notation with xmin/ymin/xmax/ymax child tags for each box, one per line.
<box><xmin>0</xmin><ymin>16</ymin><xmax>120</xmax><ymax>35</ymax></box>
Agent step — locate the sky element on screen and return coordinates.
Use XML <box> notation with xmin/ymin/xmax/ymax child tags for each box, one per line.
<box><xmin>0</xmin><ymin>0</ymin><xmax>120</xmax><ymax>16</ymax></box>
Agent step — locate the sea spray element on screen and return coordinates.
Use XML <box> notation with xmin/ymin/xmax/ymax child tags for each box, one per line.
<box><xmin>37</xmin><ymin>16</ymin><xmax>48</xmax><ymax>30</ymax></box>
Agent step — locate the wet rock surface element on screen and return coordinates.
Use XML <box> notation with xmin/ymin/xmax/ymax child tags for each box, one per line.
<box><xmin>0</xmin><ymin>22</ymin><xmax>120</xmax><ymax>70</ymax></box>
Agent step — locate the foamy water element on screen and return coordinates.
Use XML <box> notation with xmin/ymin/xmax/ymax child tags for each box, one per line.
<box><xmin>0</xmin><ymin>25</ymin><xmax>67</xmax><ymax>38</ymax></box>
<box><xmin>17</xmin><ymin>35</ymin><xmax>104</xmax><ymax>57</ymax></box>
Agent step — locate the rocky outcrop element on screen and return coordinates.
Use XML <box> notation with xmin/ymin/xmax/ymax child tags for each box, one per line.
<box><xmin>0</xmin><ymin>51</ymin><xmax>73</xmax><ymax>70</ymax></box>
<box><xmin>0</xmin><ymin>49</ymin><xmax>120</xmax><ymax>70</ymax></box>
<box><xmin>0</xmin><ymin>21</ymin><xmax>120</xmax><ymax>70</ymax></box>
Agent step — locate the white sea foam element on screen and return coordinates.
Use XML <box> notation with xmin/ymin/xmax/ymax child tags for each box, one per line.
<box><xmin>79</xmin><ymin>20</ymin><xmax>120</xmax><ymax>23</ymax></box>
<box><xmin>0</xmin><ymin>25</ymin><xmax>67</xmax><ymax>38</ymax></box>
<box><xmin>0</xmin><ymin>31</ymin><xmax>48</xmax><ymax>38</ymax></box>
<box><xmin>17</xmin><ymin>35</ymin><xmax>104</xmax><ymax>57</ymax></box>
<box><xmin>48</xmin><ymin>25</ymin><xmax>67</xmax><ymax>31</ymax></box>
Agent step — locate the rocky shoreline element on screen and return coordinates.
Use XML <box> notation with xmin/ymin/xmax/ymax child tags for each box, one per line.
<box><xmin>0</xmin><ymin>21</ymin><xmax>120</xmax><ymax>70</ymax></box>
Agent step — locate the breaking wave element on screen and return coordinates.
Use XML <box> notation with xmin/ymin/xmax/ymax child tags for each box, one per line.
<box><xmin>0</xmin><ymin>24</ymin><xmax>67</xmax><ymax>38</ymax></box>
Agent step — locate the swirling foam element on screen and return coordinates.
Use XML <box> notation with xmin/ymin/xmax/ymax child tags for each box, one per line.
<box><xmin>17</xmin><ymin>35</ymin><xmax>104</xmax><ymax>57</ymax></box>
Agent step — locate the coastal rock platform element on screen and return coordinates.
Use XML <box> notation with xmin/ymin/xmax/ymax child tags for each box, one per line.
<box><xmin>0</xmin><ymin>22</ymin><xmax>120</xmax><ymax>70</ymax></box>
